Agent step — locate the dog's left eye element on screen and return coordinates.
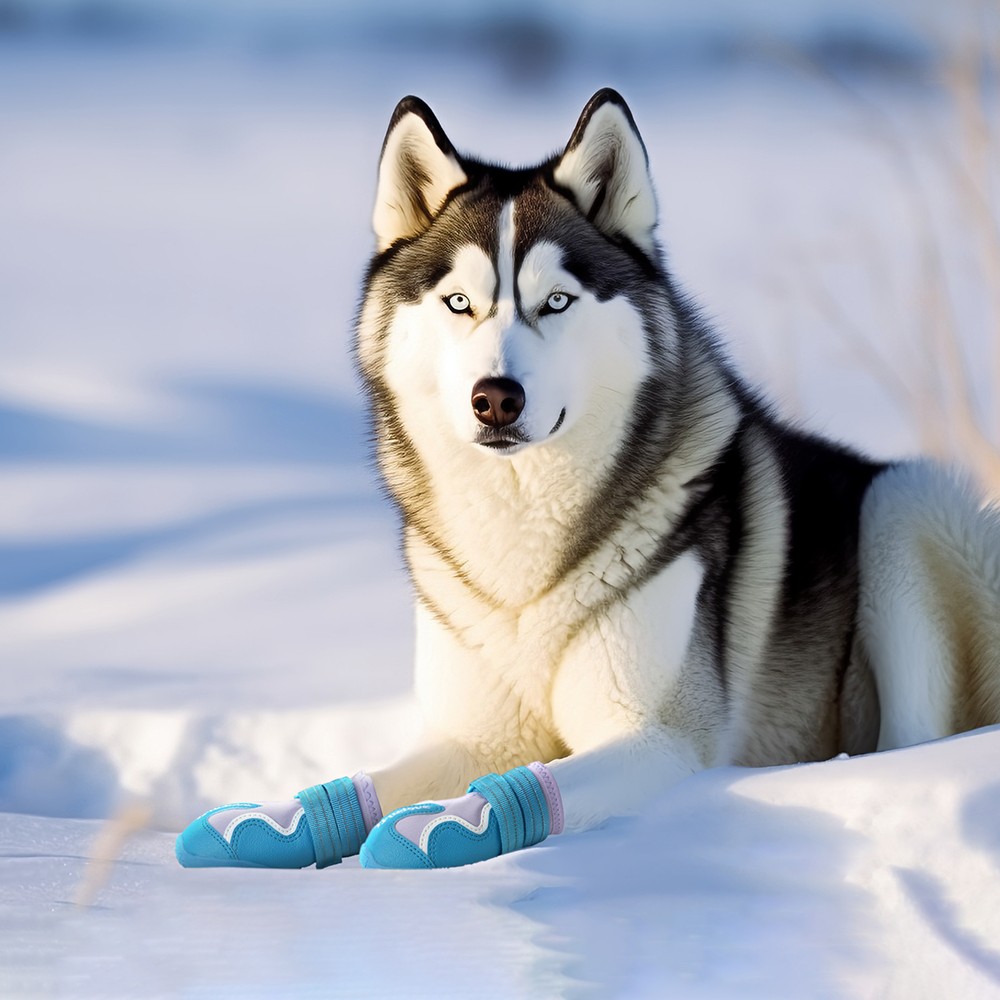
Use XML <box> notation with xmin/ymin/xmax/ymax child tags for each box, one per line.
<box><xmin>540</xmin><ymin>292</ymin><xmax>575</xmax><ymax>316</ymax></box>
<box><xmin>443</xmin><ymin>293</ymin><xmax>472</xmax><ymax>315</ymax></box>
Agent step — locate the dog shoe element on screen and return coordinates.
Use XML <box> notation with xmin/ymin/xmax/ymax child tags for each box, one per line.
<box><xmin>359</xmin><ymin>762</ymin><xmax>563</xmax><ymax>870</ymax></box>
<box><xmin>175</xmin><ymin>772</ymin><xmax>382</xmax><ymax>869</ymax></box>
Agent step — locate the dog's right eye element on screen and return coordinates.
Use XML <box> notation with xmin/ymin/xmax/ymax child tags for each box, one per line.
<box><xmin>443</xmin><ymin>293</ymin><xmax>472</xmax><ymax>315</ymax></box>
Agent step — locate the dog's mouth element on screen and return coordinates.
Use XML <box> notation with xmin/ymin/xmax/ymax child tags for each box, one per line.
<box><xmin>474</xmin><ymin>408</ymin><xmax>566</xmax><ymax>452</ymax></box>
<box><xmin>475</xmin><ymin>426</ymin><xmax>529</xmax><ymax>451</ymax></box>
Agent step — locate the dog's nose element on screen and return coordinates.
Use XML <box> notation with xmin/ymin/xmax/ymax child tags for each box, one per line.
<box><xmin>471</xmin><ymin>377</ymin><xmax>525</xmax><ymax>427</ymax></box>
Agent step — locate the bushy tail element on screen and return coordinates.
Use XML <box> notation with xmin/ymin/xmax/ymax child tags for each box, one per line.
<box><xmin>859</xmin><ymin>460</ymin><xmax>1000</xmax><ymax>749</ymax></box>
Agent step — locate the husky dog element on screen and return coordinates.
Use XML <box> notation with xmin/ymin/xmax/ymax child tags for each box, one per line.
<box><xmin>177</xmin><ymin>90</ymin><xmax>1000</xmax><ymax>871</ymax></box>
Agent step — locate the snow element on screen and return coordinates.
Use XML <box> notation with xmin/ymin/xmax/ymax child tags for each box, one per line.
<box><xmin>5</xmin><ymin>731</ymin><xmax>1000</xmax><ymax>997</ymax></box>
<box><xmin>3</xmin><ymin>5</ymin><xmax>1000</xmax><ymax>997</ymax></box>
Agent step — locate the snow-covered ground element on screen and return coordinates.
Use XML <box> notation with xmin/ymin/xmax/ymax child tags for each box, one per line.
<box><xmin>2</xmin><ymin>4</ymin><xmax>1000</xmax><ymax>997</ymax></box>
<box><xmin>5</xmin><ymin>729</ymin><xmax>1000</xmax><ymax>998</ymax></box>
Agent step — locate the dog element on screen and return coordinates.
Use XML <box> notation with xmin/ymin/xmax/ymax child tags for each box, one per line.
<box><xmin>355</xmin><ymin>87</ymin><xmax>1000</xmax><ymax>827</ymax></box>
<box><xmin>176</xmin><ymin>89</ymin><xmax>1000</xmax><ymax>871</ymax></box>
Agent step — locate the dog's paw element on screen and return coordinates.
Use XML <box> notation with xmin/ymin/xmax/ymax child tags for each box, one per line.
<box><xmin>359</xmin><ymin>763</ymin><xmax>562</xmax><ymax>870</ymax></box>
<box><xmin>359</xmin><ymin>792</ymin><xmax>500</xmax><ymax>869</ymax></box>
<box><xmin>175</xmin><ymin>798</ymin><xmax>317</xmax><ymax>869</ymax></box>
<box><xmin>175</xmin><ymin>773</ymin><xmax>382</xmax><ymax>869</ymax></box>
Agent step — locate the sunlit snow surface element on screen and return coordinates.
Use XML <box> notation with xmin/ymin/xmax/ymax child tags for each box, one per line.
<box><xmin>2</xmin><ymin>5</ymin><xmax>1000</xmax><ymax>996</ymax></box>
<box><xmin>5</xmin><ymin>733</ymin><xmax>1000</xmax><ymax>997</ymax></box>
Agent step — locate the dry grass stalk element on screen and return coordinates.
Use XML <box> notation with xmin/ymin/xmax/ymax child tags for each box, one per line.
<box><xmin>73</xmin><ymin>800</ymin><xmax>153</xmax><ymax>908</ymax></box>
<box><xmin>772</xmin><ymin>25</ymin><xmax>1000</xmax><ymax>497</ymax></box>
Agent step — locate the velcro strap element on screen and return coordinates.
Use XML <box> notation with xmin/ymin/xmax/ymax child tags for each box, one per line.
<box><xmin>468</xmin><ymin>766</ymin><xmax>551</xmax><ymax>855</ymax></box>
<box><xmin>296</xmin><ymin>776</ymin><xmax>366</xmax><ymax>869</ymax></box>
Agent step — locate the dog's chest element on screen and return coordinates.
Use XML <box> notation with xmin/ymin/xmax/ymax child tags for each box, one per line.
<box><xmin>407</xmin><ymin>487</ymin><xmax>703</xmax><ymax>749</ymax></box>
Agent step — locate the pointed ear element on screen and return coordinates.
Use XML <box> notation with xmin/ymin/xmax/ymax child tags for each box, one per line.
<box><xmin>372</xmin><ymin>97</ymin><xmax>469</xmax><ymax>251</ymax></box>
<box><xmin>553</xmin><ymin>89</ymin><xmax>658</xmax><ymax>253</ymax></box>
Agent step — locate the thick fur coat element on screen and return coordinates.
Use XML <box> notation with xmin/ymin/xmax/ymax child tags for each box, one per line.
<box><xmin>354</xmin><ymin>89</ymin><xmax>1000</xmax><ymax>830</ymax></box>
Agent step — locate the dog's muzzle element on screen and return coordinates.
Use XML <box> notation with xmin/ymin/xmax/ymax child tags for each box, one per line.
<box><xmin>471</xmin><ymin>377</ymin><xmax>527</xmax><ymax>451</ymax></box>
<box><xmin>470</xmin><ymin>378</ymin><xmax>565</xmax><ymax>451</ymax></box>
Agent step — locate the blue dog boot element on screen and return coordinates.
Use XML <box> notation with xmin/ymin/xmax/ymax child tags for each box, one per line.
<box><xmin>359</xmin><ymin>762</ymin><xmax>564</xmax><ymax>870</ymax></box>
<box><xmin>175</xmin><ymin>772</ymin><xmax>383</xmax><ymax>869</ymax></box>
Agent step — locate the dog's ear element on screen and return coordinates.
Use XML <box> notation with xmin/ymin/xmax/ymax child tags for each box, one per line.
<box><xmin>373</xmin><ymin>97</ymin><xmax>468</xmax><ymax>251</ymax></box>
<box><xmin>553</xmin><ymin>89</ymin><xmax>657</xmax><ymax>253</ymax></box>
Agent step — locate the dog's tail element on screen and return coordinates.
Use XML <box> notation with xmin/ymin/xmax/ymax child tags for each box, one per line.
<box><xmin>858</xmin><ymin>460</ymin><xmax>1000</xmax><ymax>749</ymax></box>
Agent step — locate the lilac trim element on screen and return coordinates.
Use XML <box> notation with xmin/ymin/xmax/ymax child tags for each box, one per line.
<box><xmin>352</xmin><ymin>771</ymin><xmax>384</xmax><ymax>833</ymax></box>
<box><xmin>527</xmin><ymin>761</ymin><xmax>564</xmax><ymax>835</ymax></box>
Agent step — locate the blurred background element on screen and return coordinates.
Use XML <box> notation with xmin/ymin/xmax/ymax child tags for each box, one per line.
<box><xmin>1</xmin><ymin>0</ymin><xmax>999</xmax><ymax>824</ymax></box>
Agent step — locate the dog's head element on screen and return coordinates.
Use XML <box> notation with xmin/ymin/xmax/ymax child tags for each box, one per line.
<box><xmin>357</xmin><ymin>90</ymin><xmax>673</xmax><ymax>465</ymax></box>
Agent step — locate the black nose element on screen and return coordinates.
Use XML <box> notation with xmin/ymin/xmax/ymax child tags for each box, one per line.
<box><xmin>471</xmin><ymin>377</ymin><xmax>525</xmax><ymax>428</ymax></box>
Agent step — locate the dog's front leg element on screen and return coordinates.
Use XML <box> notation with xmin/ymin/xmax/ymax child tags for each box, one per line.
<box><xmin>359</xmin><ymin>552</ymin><xmax>713</xmax><ymax>869</ymax></box>
<box><xmin>544</xmin><ymin>728</ymin><xmax>702</xmax><ymax>831</ymax></box>
<box><xmin>367</xmin><ymin>739</ymin><xmax>495</xmax><ymax>815</ymax></box>
<box><xmin>173</xmin><ymin>737</ymin><xmax>494</xmax><ymax>871</ymax></box>
<box><xmin>174</xmin><ymin>599</ymin><xmax>530</xmax><ymax>871</ymax></box>
<box><xmin>357</xmin><ymin>730</ymin><xmax>704</xmax><ymax>870</ymax></box>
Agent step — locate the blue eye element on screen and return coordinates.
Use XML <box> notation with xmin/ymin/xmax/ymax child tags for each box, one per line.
<box><xmin>444</xmin><ymin>293</ymin><xmax>472</xmax><ymax>315</ymax></box>
<box><xmin>541</xmin><ymin>291</ymin><xmax>574</xmax><ymax>315</ymax></box>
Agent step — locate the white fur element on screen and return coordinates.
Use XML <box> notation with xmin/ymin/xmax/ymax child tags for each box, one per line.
<box><xmin>496</xmin><ymin>200</ymin><xmax>516</xmax><ymax>307</ymax></box>
<box><xmin>558</xmin><ymin>551</ymin><xmax>707</xmax><ymax>750</ymax></box>
<box><xmin>859</xmin><ymin>460</ymin><xmax>1000</xmax><ymax>750</ymax></box>
<box><xmin>546</xmin><ymin>731</ymin><xmax>703</xmax><ymax>832</ymax></box>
